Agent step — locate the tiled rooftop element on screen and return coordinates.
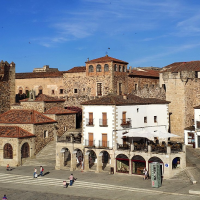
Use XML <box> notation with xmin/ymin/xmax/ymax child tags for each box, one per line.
<box><xmin>44</xmin><ymin>107</ymin><xmax>78</xmax><ymax>115</ymax></box>
<box><xmin>20</xmin><ymin>94</ymin><xmax>65</xmax><ymax>102</ymax></box>
<box><xmin>16</xmin><ymin>71</ymin><xmax>68</xmax><ymax>79</ymax></box>
<box><xmin>81</xmin><ymin>94</ymin><xmax>170</xmax><ymax>106</ymax></box>
<box><xmin>66</xmin><ymin>66</ymin><xmax>86</xmax><ymax>73</ymax></box>
<box><xmin>162</xmin><ymin>61</ymin><xmax>200</xmax><ymax>72</ymax></box>
<box><xmin>129</xmin><ymin>69</ymin><xmax>159</xmax><ymax>78</ymax></box>
<box><xmin>86</xmin><ymin>55</ymin><xmax>129</xmax><ymax>64</ymax></box>
<box><xmin>0</xmin><ymin>126</ymin><xmax>35</xmax><ymax>138</ymax></box>
<box><xmin>0</xmin><ymin>109</ymin><xmax>57</xmax><ymax>124</ymax></box>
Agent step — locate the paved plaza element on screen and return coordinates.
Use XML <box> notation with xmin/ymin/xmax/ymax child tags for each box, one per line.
<box><xmin>0</xmin><ymin>165</ymin><xmax>200</xmax><ymax>200</ymax></box>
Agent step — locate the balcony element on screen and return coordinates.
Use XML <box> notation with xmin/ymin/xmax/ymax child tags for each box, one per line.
<box><xmin>85</xmin><ymin>139</ymin><xmax>95</xmax><ymax>147</ymax></box>
<box><xmin>99</xmin><ymin>119</ymin><xmax>108</xmax><ymax>127</ymax></box>
<box><xmin>196</xmin><ymin>121</ymin><xmax>200</xmax><ymax>129</ymax></box>
<box><xmin>117</xmin><ymin>143</ymin><xmax>130</xmax><ymax>150</ymax></box>
<box><xmin>98</xmin><ymin>140</ymin><xmax>109</xmax><ymax>149</ymax></box>
<box><xmin>120</xmin><ymin>118</ymin><xmax>131</xmax><ymax>128</ymax></box>
<box><xmin>86</xmin><ymin>118</ymin><xmax>94</xmax><ymax>126</ymax></box>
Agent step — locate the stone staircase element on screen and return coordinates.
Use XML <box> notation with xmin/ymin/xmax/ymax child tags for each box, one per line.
<box><xmin>23</xmin><ymin>141</ymin><xmax>56</xmax><ymax>167</ymax></box>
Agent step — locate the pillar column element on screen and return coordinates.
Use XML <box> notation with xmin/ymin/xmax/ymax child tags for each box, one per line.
<box><xmin>95</xmin><ymin>155</ymin><xmax>102</xmax><ymax>173</ymax></box>
<box><xmin>131</xmin><ymin>144</ymin><xmax>134</xmax><ymax>152</ymax></box>
<box><xmin>129</xmin><ymin>159</ymin><xmax>132</xmax><ymax>175</ymax></box>
<box><xmin>70</xmin><ymin>153</ymin><xmax>76</xmax><ymax>171</ymax></box>
<box><xmin>148</xmin><ymin>145</ymin><xmax>151</xmax><ymax>154</ymax></box>
<box><xmin>84</xmin><ymin>154</ymin><xmax>89</xmax><ymax>171</ymax></box>
<box><xmin>167</xmin><ymin>146</ymin><xmax>171</xmax><ymax>154</ymax></box>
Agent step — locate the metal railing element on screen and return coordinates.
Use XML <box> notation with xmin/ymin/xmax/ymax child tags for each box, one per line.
<box><xmin>120</xmin><ymin>118</ymin><xmax>131</xmax><ymax>127</ymax></box>
<box><xmin>85</xmin><ymin>139</ymin><xmax>95</xmax><ymax>147</ymax></box>
<box><xmin>86</xmin><ymin>118</ymin><xmax>94</xmax><ymax>126</ymax></box>
<box><xmin>99</xmin><ymin>119</ymin><xmax>108</xmax><ymax>126</ymax></box>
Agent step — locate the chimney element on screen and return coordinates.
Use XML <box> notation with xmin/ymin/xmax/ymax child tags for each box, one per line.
<box><xmin>129</xmin><ymin>66</ymin><xmax>132</xmax><ymax>73</ymax></box>
<box><xmin>87</xmin><ymin>58</ymin><xmax>89</xmax><ymax>62</ymax></box>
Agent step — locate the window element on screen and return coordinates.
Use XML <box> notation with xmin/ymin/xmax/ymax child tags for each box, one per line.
<box><xmin>89</xmin><ymin>112</ymin><xmax>93</xmax><ymax>125</ymax></box>
<box><xmin>88</xmin><ymin>133</ymin><xmax>93</xmax><ymax>146</ymax></box>
<box><xmin>19</xmin><ymin>90</ymin><xmax>22</xmax><ymax>95</ymax></box>
<box><xmin>52</xmin><ymin>90</ymin><xmax>55</xmax><ymax>95</ymax></box>
<box><xmin>83</xmin><ymin>88</ymin><xmax>85</xmax><ymax>92</ymax></box>
<box><xmin>89</xmin><ymin>65</ymin><xmax>94</xmax><ymax>72</ymax></box>
<box><xmin>25</xmin><ymin>90</ymin><xmax>29</xmax><ymax>96</ymax></box>
<box><xmin>162</xmin><ymin>84</ymin><xmax>166</xmax><ymax>92</ymax></box>
<box><xmin>104</xmin><ymin>64</ymin><xmax>109</xmax><ymax>72</ymax></box>
<box><xmin>96</xmin><ymin>64</ymin><xmax>102</xmax><ymax>72</ymax></box>
<box><xmin>4</xmin><ymin>143</ymin><xmax>13</xmax><ymax>159</ymax></box>
<box><xmin>119</xmin><ymin>65</ymin><xmax>122</xmax><ymax>72</ymax></box>
<box><xmin>102</xmin><ymin>133</ymin><xmax>107</xmax><ymax>147</ymax></box>
<box><xmin>39</xmin><ymin>89</ymin><xmax>43</xmax><ymax>94</ymax></box>
<box><xmin>97</xmin><ymin>83</ymin><xmax>102</xmax><ymax>96</ymax></box>
<box><xmin>144</xmin><ymin>117</ymin><xmax>147</xmax><ymax>123</ymax></box>
<box><xmin>123</xmin><ymin>66</ymin><xmax>126</xmax><ymax>72</ymax></box>
<box><xmin>122</xmin><ymin>112</ymin><xmax>126</xmax><ymax>124</ymax></box>
<box><xmin>44</xmin><ymin>130</ymin><xmax>48</xmax><ymax>138</ymax></box>
<box><xmin>74</xmin><ymin>89</ymin><xmax>78</xmax><ymax>93</ymax></box>
<box><xmin>154</xmin><ymin>116</ymin><xmax>157</xmax><ymax>123</ymax></box>
<box><xmin>60</xmin><ymin>89</ymin><xmax>63</xmax><ymax>94</ymax></box>
<box><xmin>119</xmin><ymin>83</ymin><xmax>122</xmax><ymax>95</ymax></box>
<box><xmin>137</xmin><ymin>108</ymin><xmax>139</xmax><ymax>113</ymax></box>
<box><xmin>135</xmin><ymin>84</ymin><xmax>137</xmax><ymax>90</ymax></box>
<box><xmin>101</xmin><ymin>112</ymin><xmax>107</xmax><ymax>126</ymax></box>
<box><xmin>64</xmin><ymin>127</ymin><xmax>67</xmax><ymax>131</ymax></box>
<box><xmin>114</xmin><ymin>64</ymin><xmax>117</xmax><ymax>71</ymax></box>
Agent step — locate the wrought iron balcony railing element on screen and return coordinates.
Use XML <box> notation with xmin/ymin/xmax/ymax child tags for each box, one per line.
<box><xmin>86</xmin><ymin>118</ymin><xmax>94</xmax><ymax>126</ymax></box>
<box><xmin>99</xmin><ymin>119</ymin><xmax>108</xmax><ymax>127</ymax></box>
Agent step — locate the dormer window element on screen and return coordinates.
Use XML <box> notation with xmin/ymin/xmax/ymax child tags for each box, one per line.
<box><xmin>96</xmin><ymin>64</ymin><xmax>102</xmax><ymax>72</ymax></box>
<box><xmin>89</xmin><ymin>65</ymin><xmax>94</xmax><ymax>72</ymax></box>
<box><xmin>104</xmin><ymin>64</ymin><xmax>109</xmax><ymax>72</ymax></box>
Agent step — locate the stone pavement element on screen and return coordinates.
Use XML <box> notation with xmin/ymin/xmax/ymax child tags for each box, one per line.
<box><xmin>0</xmin><ymin>165</ymin><xmax>200</xmax><ymax>200</ymax></box>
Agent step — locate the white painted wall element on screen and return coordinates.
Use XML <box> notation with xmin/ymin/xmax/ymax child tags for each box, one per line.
<box><xmin>83</xmin><ymin>105</ymin><xmax>114</xmax><ymax>148</ymax></box>
<box><xmin>116</xmin><ymin>104</ymin><xmax>169</xmax><ymax>144</ymax></box>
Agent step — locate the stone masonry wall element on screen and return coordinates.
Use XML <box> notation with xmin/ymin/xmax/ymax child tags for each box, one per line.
<box><xmin>44</xmin><ymin>102</ymin><xmax>64</xmax><ymax>112</ymax></box>
<box><xmin>34</xmin><ymin>123</ymin><xmax>56</xmax><ymax>154</ymax></box>
<box><xmin>127</xmin><ymin>76</ymin><xmax>159</xmax><ymax>94</ymax></box>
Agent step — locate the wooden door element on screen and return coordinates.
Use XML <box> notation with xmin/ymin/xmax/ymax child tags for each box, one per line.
<box><xmin>102</xmin><ymin>113</ymin><xmax>107</xmax><ymax>126</ymax></box>
<box><xmin>89</xmin><ymin>113</ymin><xmax>93</xmax><ymax>125</ymax></box>
<box><xmin>21</xmin><ymin>142</ymin><xmax>30</xmax><ymax>158</ymax></box>
<box><xmin>122</xmin><ymin>112</ymin><xmax>126</xmax><ymax>124</ymax></box>
<box><xmin>102</xmin><ymin>134</ymin><xmax>107</xmax><ymax>147</ymax></box>
<box><xmin>88</xmin><ymin>133</ymin><xmax>93</xmax><ymax>146</ymax></box>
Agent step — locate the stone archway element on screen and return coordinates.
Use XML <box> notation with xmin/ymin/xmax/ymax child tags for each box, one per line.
<box><xmin>21</xmin><ymin>142</ymin><xmax>30</xmax><ymax>158</ymax></box>
<box><xmin>172</xmin><ymin>157</ymin><xmax>180</xmax><ymax>169</ymax></box>
<box><xmin>101</xmin><ymin>151</ymin><xmax>111</xmax><ymax>170</ymax></box>
<box><xmin>75</xmin><ymin>149</ymin><xmax>83</xmax><ymax>169</ymax></box>
<box><xmin>148</xmin><ymin>156</ymin><xmax>164</xmax><ymax>176</ymax></box>
<box><xmin>62</xmin><ymin>148</ymin><xmax>71</xmax><ymax>167</ymax></box>
<box><xmin>116</xmin><ymin>154</ymin><xmax>129</xmax><ymax>174</ymax></box>
<box><xmin>131</xmin><ymin>155</ymin><xmax>146</xmax><ymax>175</ymax></box>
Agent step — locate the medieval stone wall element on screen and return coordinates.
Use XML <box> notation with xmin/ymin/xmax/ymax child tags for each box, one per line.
<box><xmin>45</xmin><ymin>102</ymin><xmax>64</xmax><ymax>112</ymax></box>
<box><xmin>11</xmin><ymin>102</ymin><xmax>44</xmax><ymax>113</ymax></box>
<box><xmin>34</xmin><ymin>123</ymin><xmax>56</xmax><ymax>154</ymax></box>
<box><xmin>0</xmin><ymin>61</ymin><xmax>15</xmax><ymax>114</ymax></box>
<box><xmin>127</xmin><ymin>76</ymin><xmax>159</xmax><ymax>94</ymax></box>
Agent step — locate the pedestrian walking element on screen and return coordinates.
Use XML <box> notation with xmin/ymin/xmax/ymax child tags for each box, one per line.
<box><xmin>143</xmin><ymin>168</ymin><xmax>148</xmax><ymax>180</ymax></box>
<box><xmin>33</xmin><ymin>168</ymin><xmax>37</xmax><ymax>178</ymax></box>
<box><xmin>69</xmin><ymin>174</ymin><xmax>75</xmax><ymax>186</ymax></box>
<box><xmin>40</xmin><ymin>166</ymin><xmax>44</xmax><ymax>176</ymax></box>
<box><xmin>2</xmin><ymin>194</ymin><xmax>7</xmax><ymax>199</ymax></box>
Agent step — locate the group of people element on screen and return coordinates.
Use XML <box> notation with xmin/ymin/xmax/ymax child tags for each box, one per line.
<box><xmin>63</xmin><ymin>174</ymin><xmax>76</xmax><ymax>188</ymax></box>
<box><xmin>33</xmin><ymin>166</ymin><xmax>44</xmax><ymax>178</ymax></box>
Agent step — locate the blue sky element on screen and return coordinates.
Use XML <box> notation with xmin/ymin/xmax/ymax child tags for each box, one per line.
<box><xmin>1</xmin><ymin>0</ymin><xmax>200</xmax><ymax>72</ymax></box>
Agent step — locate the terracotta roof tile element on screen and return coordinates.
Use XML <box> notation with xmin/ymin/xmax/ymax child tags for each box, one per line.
<box><xmin>81</xmin><ymin>94</ymin><xmax>170</xmax><ymax>106</ymax></box>
<box><xmin>129</xmin><ymin>69</ymin><xmax>159</xmax><ymax>78</ymax></box>
<box><xmin>16</xmin><ymin>71</ymin><xmax>68</xmax><ymax>79</ymax></box>
<box><xmin>66</xmin><ymin>66</ymin><xmax>86</xmax><ymax>73</ymax></box>
<box><xmin>44</xmin><ymin>107</ymin><xmax>78</xmax><ymax>115</ymax></box>
<box><xmin>0</xmin><ymin>126</ymin><xmax>35</xmax><ymax>138</ymax></box>
<box><xmin>162</xmin><ymin>61</ymin><xmax>200</xmax><ymax>72</ymax></box>
<box><xmin>20</xmin><ymin>94</ymin><xmax>65</xmax><ymax>102</ymax></box>
<box><xmin>0</xmin><ymin>109</ymin><xmax>57</xmax><ymax>124</ymax></box>
<box><xmin>86</xmin><ymin>55</ymin><xmax>128</xmax><ymax>64</ymax></box>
